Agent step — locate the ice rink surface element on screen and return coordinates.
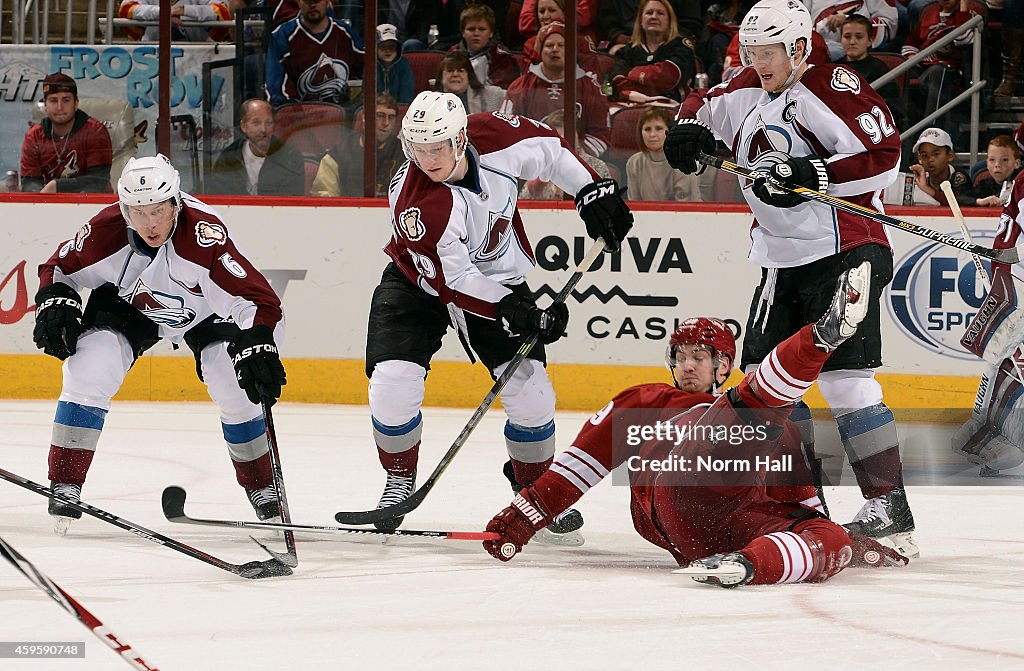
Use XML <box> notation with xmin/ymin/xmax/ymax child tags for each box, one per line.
<box><xmin>2</xmin><ymin>399</ymin><xmax>1023</xmax><ymax>671</ymax></box>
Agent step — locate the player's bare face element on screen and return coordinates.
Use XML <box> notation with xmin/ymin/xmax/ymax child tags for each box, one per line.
<box><xmin>673</xmin><ymin>345</ymin><xmax>719</xmax><ymax>393</ymax></box>
<box><xmin>127</xmin><ymin>201</ymin><xmax>176</xmax><ymax>247</ymax></box>
<box><xmin>411</xmin><ymin>140</ymin><xmax>458</xmax><ymax>181</ymax></box>
<box><xmin>536</xmin><ymin>0</ymin><xmax>564</xmax><ymax>26</ymax></box>
<box><xmin>987</xmin><ymin>144</ymin><xmax>1020</xmax><ymax>183</ymax></box>
<box><xmin>44</xmin><ymin>92</ymin><xmax>78</xmax><ymax>132</ymax></box>
<box><xmin>746</xmin><ymin>43</ymin><xmax>794</xmax><ymax>93</ymax></box>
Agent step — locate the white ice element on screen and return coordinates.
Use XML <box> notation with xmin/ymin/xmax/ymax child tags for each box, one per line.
<box><xmin>1</xmin><ymin>399</ymin><xmax>1023</xmax><ymax>671</ymax></box>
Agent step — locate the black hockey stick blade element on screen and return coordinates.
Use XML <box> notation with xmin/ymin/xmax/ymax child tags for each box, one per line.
<box><xmin>162</xmin><ymin>486</ymin><xmax>496</xmax><ymax>540</ymax></box>
<box><xmin>260</xmin><ymin>399</ymin><xmax>298</xmax><ymax>568</ymax></box>
<box><xmin>334</xmin><ymin>237</ymin><xmax>608</xmax><ymax>526</ymax></box>
<box><xmin>0</xmin><ymin>466</ymin><xmax>290</xmax><ymax>580</ymax></box>
<box><xmin>698</xmin><ymin>152</ymin><xmax>1023</xmax><ymax>265</ymax></box>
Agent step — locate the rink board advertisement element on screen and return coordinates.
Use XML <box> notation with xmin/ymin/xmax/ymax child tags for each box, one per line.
<box><xmin>0</xmin><ymin>199</ymin><xmax>997</xmax><ymax>409</ymax></box>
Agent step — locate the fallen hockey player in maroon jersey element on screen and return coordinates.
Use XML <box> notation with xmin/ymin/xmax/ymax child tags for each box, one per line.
<box><xmin>483</xmin><ymin>261</ymin><xmax>909</xmax><ymax>587</ymax></box>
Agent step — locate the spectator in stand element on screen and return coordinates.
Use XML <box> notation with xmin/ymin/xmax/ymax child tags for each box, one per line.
<box><xmin>449</xmin><ymin>4</ymin><xmax>521</xmax><ymax>89</ymax></box>
<box><xmin>626</xmin><ymin>107</ymin><xmax>700</xmax><ymax>201</ymax></box>
<box><xmin>901</xmin><ymin>0</ymin><xmax>977</xmax><ymax>129</ymax></box>
<box><xmin>702</xmin><ymin>0</ymin><xmax>758</xmax><ymax>85</ymax></box>
<box><xmin>310</xmin><ymin>93</ymin><xmax>404</xmax><ymax>198</ymax></box>
<box><xmin>21</xmin><ymin>73</ymin><xmax>112</xmax><ymax>194</ymax></box>
<box><xmin>266</xmin><ymin>0</ymin><xmax>364</xmax><ymax>107</ymax></box>
<box><xmin>602</xmin><ymin>0</ymin><xmax>703</xmax><ymax>56</ymax></box>
<box><xmin>519</xmin><ymin>0</ymin><xmax>601</xmax><ymax>70</ymax></box>
<box><xmin>807</xmin><ymin>0</ymin><xmax>897</xmax><ymax>60</ymax></box>
<box><xmin>908</xmin><ymin>127</ymin><xmax>976</xmax><ymax>206</ymax></box>
<box><xmin>208</xmin><ymin>99</ymin><xmax>304</xmax><ymax>196</ymax></box>
<box><xmin>520</xmin><ymin>109</ymin><xmax>612</xmax><ymax>199</ymax></box>
<box><xmin>118</xmin><ymin>0</ymin><xmax>231</xmax><ymax>41</ymax></box>
<box><xmin>377</xmin><ymin>23</ymin><xmax>414</xmax><ymax>104</ymax></box>
<box><xmin>973</xmin><ymin>135</ymin><xmax>1022</xmax><ymax>206</ymax></box>
<box><xmin>435</xmin><ymin>51</ymin><xmax>507</xmax><ymax>113</ymax></box>
<box><xmin>501</xmin><ymin>22</ymin><xmax>611</xmax><ymax>157</ymax></box>
<box><xmin>834</xmin><ymin>14</ymin><xmax>909</xmax><ymax>131</ymax></box>
<box><xmin>610</xmin><ymin>0</ymin><xmax>696</xmax><ymax>103</ymax></box>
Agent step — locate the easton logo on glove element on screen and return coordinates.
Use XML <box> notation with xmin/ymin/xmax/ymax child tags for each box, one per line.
<box><xmin>36</xmin><ymin>296</ymin><xmax>82</xmax><ymax>312</ymax></box>
<box><xmin>231</xmin><ymin>342</ymin><xmax>278</xmax><ymax>365</ymax></box>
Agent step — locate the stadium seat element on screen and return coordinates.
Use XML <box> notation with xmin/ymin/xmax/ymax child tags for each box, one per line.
<box><xmin>274</xmin><ymin>102</ymin><xmax>345</xmax><ymax>196</ymax></box>
<box><xmin>403</xmin><ymin>51</ymin><xmax>447</xmax><ymax>93</ymax></box>
<box><xmin>871</xmin><ymin>52</ymin><xmax>908</xmax><ymax>98</ymax></box>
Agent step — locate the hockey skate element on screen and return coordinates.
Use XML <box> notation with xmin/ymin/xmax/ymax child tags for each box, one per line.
<box><xmin>246</xmin><ymin>483</ymin><xmax>281</xmax><ymax>522</ymax></box>
<box><xmin>843</xmin><ymin>486</ymin><xmax>919</xmax><ymax>559</ymax></box>
<box><xmin>813</xmin><ymin>261</ymin><xmax>872</xmax><ymax>352</ymax></box>
<box><xmin>674</xmin><ymin>552</ymin><xmax>755</xmax><ymax>588</ymax></box>
<box><xmin>373</xmin><ymin>471</ymin><xmax>416</xmax><ymax>531</ymax></box>
<box><xmin>49</xmin><ymin>482</ymin><xmax>82</xmax><ymax>537</ymax></box>
<box><xmin>503</xmin><ymin>461</ymin><xmax>584</xmax><ymax>547</ymax></box>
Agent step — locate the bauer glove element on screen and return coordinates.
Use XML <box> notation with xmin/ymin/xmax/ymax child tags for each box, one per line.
<box><xmin>33</xmin><ymin>283</ymin><xmax>84</xmax><ymax>361</ymax></box>
<box><xmin>751</xmin><ymin>156</ymin><xmax>831</xmax><ymax>208</ymax></box>
<box><xmin>228</xmin><ymin>325</ymin><xmax>286</xmax><ymax>407</ymax></box>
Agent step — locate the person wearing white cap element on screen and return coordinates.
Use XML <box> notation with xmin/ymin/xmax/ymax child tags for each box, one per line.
<box><xmin>908</xmin><ymin>127</ymin><xmax>974</xmax><ymax>207</ymax></box>
<box><xmin>376</xmin><ymin>23</ymin><xmax>413</xmax><ymax>104</ymax></box>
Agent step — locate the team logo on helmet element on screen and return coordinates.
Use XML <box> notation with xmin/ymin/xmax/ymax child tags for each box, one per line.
<box><xmin>446</xmin><ymin>98</ymin><xmax>458</xmax><ymax>111</ymax></box>
<box><xmin>830</xmin><ymin>67</ymin><xmax>861</xmax><ymax>94</ymax></box>
<box><xmin>195</xmin><ymin>221</ymin><xmax>227</xmax><ymax>247</ymax></box>
<box><xmin>398</xmin><ymin>207</ymin><xmax>426</xmax><ymax>241</ymax></box>
<box><xmin>59</xmin><ymin>222</ymin><xmax>92</xmax><ymax>258</ymax></box>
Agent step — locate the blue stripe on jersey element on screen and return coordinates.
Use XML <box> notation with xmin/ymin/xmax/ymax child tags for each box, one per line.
<box><xmin>222</xmin><ymin>416</ymin><xmax>266</xmax><ymax>444</ymax></box>
<box><xmin>836</xmin><ymin>404</ymin><xmax>895</xmax><ymax>441</ymax></box>
<box><xmin>372</xmin><ymin>412</ymin><xmax>423</xmax><ymax>437</ymax></box>
<box><xmin>54</xmin><ymin>401</ymin><xmax>107</xmax><ymax>430</ymax></box>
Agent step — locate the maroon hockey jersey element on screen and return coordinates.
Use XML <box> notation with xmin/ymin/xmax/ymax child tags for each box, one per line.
<box><xmin>20</xmin><ymin>110</ymin><xmax>113</xmax><ymax>193</ymax></box>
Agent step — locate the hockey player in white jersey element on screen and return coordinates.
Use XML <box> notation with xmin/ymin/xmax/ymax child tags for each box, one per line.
<box><xmin>362</xmin><ymin>91</ymin><xmax>632</xmax><ymax>535</ymax></box>
<box><xmin>663</xmin><ymin>0</ymin><xmax>917</xmax><ymax>558</ymax></box>
<box><xmin>34</xmin><ymin>155</ymin><xmax>287</xmax><ymax>535</ymax></box>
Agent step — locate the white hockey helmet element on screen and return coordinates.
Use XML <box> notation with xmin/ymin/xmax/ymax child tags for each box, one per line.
<box><xmin>738</xmin><ymin>0</ymin><xmax>813</xmax><ymax>69</ymax></box>
<box><xmin>117</xmin><ymin>154</ymin><xmax>182</xmax><ymax>225</ymax></box>
<box><xmin>401</xmin><ymin>91</ymin><xmax>469</xmax><ymax>179</ymax></box>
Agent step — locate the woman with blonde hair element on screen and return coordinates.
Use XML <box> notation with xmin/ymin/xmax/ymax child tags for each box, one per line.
<box><xmin>610</xmin><ymin>0</ymin><xmax>696</xmax><ymax>103</ymax></box>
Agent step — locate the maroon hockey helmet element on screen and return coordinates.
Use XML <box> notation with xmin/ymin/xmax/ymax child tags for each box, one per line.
<box><xmin>665</xmin><ymin>317</ymin><xmax>737</xmax><ymax>374</ymax></box>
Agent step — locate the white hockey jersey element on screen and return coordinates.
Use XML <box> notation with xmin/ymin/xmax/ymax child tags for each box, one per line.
<box><xmin>385</xmin><ymin>111</ymin><xmax>599</xmax><ymax>318</ymax></box>
<box><xmin>38</xmin><ymin>194</ymin><xmax>283</xmax><ymax>343</ymax></box>
<box><xmin>694</xmin><ymin>64</ymin><xmax>901</xmax><ymax>267</ymax></box>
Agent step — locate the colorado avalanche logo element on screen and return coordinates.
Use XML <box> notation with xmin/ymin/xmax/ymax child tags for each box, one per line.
<box><xmin>830</xmin><ymin>67</ymin><xmax>861</xmax><ymax>94</ymax></box>
<box><xmin>298</xmin><ymin>52</ymin><xmax>351</xmax><ymax>104</ymax></box>
<box><xmin>195</xmin><ymin>221</ymin><xmax>227</xmax><ymax>247</ymax></box>
<box><xmin>744</xmin><ymin>118</ymin><xmax>793</xmax><ymax>172</ymax></box>
<box><xmin>475</xmin><ymin>208</ymin><xmax>517</xmax><ymax>261</ymax></box>
<box><xmin>398</xmin><ymin>207</ymin><xmax>426</xmax><ymax>241</ymax></box>
<box><xmin>446</xmin><ymin>98</ymin><xmax>458</xmax><ymax>111</ymax></box>
<box><xmin>129</xmin><ymin>280</ymin><xmax>197</xmax><ymax>328</ymax></box>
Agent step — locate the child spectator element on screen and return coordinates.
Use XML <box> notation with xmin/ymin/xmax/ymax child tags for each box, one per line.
<box><xmin>808</xmin><ymin>0</ymin><xmax>896</xmax><ymax>59</ymax></box>
<box><xmin>377</xmin><ymin>23</ymin><xmax>414</xmax><ymax>104</ymax></box>
<box><xmin>520</xmin><ymin>109</ymin><xmax>612</xmax><ymax>199</ymax></box>
<box><xmin>908</xmin><ymin>127</ymin><xmax>975</xmax><ymax>207</ymax></box>
<box><xmin>609</xmin><ymin>0</ymin><xmax>696</xmax><ymax>104</ymax></box>
<box><xmin>973</xmin><ymin>135</ymin><xmax>1022</xmax><ymax>206</ymax></box>
<box><xmin>834</xmin><ymin>14</ymin><xmax>909</xmax><ymax>131</ymax></box>
<box><xmin>435</xmin><ymin>51</ymin><xmax>507</xmax><ymax>113</ymax></box>
<box><xmin>449</xmin><ymin>4</ymin><xmax>520</xmax><ymax>88</ymax></box>
<box><xmin>626</xmin><ymin>108</ymin><xmax>700</xmax><ymax>201</ymax></box>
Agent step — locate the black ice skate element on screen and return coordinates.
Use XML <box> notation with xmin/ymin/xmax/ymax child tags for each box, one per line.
<box><xmin>503</xmin><ymin>461</ymin><xmax>584</xmax><ymax>547</ymax></box>
<box><xmin>813</xmin><ymin>261</ymin><xmax>872</xmax><ymax>352</ymax></box>
<box><xmin>246</xmin><ymin>483</ymin><xmax>281</xmax><ymax>522</ymax></box>
<box><xmin>49</xmin><ymin>481</ymin><xmax>82</xmax><ymax>537</ymax></box>
<box><xmin>674</xmin><ymin>552</ymin><xmax>755</xmax><ymax>588</ymax></box>
<box><xmin>373</xmin><ymin>471</ymin><xmax>416</xmax><ymax>531</ymax></box>
<box><xmin>843</xmin><ymin>486</ymin><xmax>919</xmax><ymax>559</ymax></box>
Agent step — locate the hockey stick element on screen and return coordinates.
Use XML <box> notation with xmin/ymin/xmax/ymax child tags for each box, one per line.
<box><xmin>0</xmin><ymin>535</ymin><xmax>160</xmax><ymax>670</ymax></box>
<box><xmin>0</xmin><ymin>466</ymin><xmax>291</xmax><ymax>580</ymax></box>
<box><xmin>258</xmin><ymin>400</ymin><xmax>297</xmax><ymax>568</ymax></box>
<box><xmin>335</xmin><ymin>237</ymin><xmax>607</xmax><ymax>526</ymax></box>
<box><xmin>163</xmin><ymin>486</ymin><xmax>498</xmax><ymax>541</ymax></box>
<box><xmin>940</xmin><ymin>181</ymin><xmax>990</xmax><ymax>285</ymax></box>
<box><xmin>699</xmin><ymin>153</ymin><xmax>1023</xmax><ymax>264</ymax></box>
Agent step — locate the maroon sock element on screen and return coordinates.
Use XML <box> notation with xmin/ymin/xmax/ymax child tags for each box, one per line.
<box><xmin>232</xmin><ymin>452</ymin><xmax>273</xmax><ymax>489</ymax></box>
<box><xmin>47</xmin><ymin>446</ymin><xmax>95</xmax><ymax>485</ymax></box>
<box><xmin>510</xmin><ymin>457</ymin><xmax>553</xmax><ymax>489</ymax></box>
<box><xmin>377</xmin><ymin>443</ymin><xmax>420</xmax><ymax>477</ymax></box>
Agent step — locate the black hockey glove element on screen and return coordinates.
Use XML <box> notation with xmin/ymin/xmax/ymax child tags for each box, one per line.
<box><xmin>33</xmin><ymin>283</ymin><xmax>84</xmax><ymax>361</ymax></box>
<box><xmin>497</xmin><ymin>294</ymin><xmax>569</xmax><ymax>345</ymax></box>
<box><xmin>227</xmin><ymin>325</ymin><xmax>286</xmax><ymax>407</ymax></box>
<box><xmin>751</xmin><ymin>156</ymin><xmax>831</xmax><ymax>209</ymax></box>
<box><xmin>574</xmin><ymin>178</ymin><xmax>633</xmax><ymax>253</ymax></box>
<box><xmin>664</xmin><ymin>118</ymin><xmax>716</xmax><ymax>175</ymax></box>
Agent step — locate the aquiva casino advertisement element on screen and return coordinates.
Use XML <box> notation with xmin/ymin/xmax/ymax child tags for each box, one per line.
<box><xmin>0</xmin><ymin>44</ymin><xmax>234</xmax><ymax>189</ymax></box>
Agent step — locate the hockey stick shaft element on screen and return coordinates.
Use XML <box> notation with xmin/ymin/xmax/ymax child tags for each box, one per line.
<box><xmin>700</xmin><ymin>153</ymin><xmax>1022</xmax><ymax>264</ymax></box>
<box><xmin>0</xmin><ymin>535</ymin><xmax>159</xmax><ymax>670</ymax></box>
<box><xmin>336</xmin><ymin>237</ymin><xmax>607</xmax><ymax>525</ymax></box>
<box><xmin>163</xmin><ymin>486</ymin><xmax>497</xmax><ymax>540</ymax></box>
<box><xmin>261</xmin><ymin>400</ymin><xmax>297</xmax><ymax>567</ymax></box>
<box><xmin>0</xmin><ymin>467</ymin><xmax>290</xmax><ymax>579</ymax></box>
<box><xmin>940</xmin><ymin>180</ymin><xmax>990</xmax><ymax>286</ymax></box>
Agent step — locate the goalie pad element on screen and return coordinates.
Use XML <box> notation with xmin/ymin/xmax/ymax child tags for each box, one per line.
<box><xmin>960</xmin><ymin>267</ymin><xmax>1024</xmax><ymax>363</ymax></box>
<box><xmin>952</xmin><ymin>358</ymin><xmax>1024</xmax><ymax>471</ymax></box>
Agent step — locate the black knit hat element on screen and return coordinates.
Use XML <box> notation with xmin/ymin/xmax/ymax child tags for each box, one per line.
<box><xmin>41</xmin><ymin>72</ymin><xmax>77</xmax><ymax>100</ymax></box>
